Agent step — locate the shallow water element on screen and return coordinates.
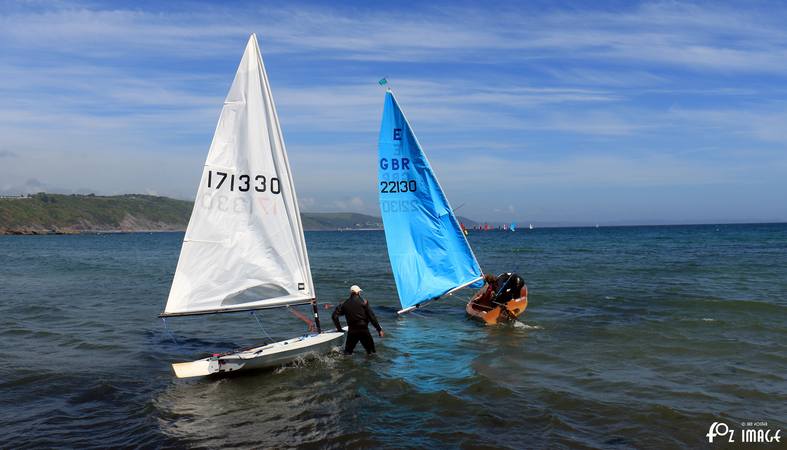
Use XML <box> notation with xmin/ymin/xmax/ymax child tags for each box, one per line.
<box><xmin>1</xmin><ymin>224</ymin><xmax>785</xmax><ymax>448</ymax></box>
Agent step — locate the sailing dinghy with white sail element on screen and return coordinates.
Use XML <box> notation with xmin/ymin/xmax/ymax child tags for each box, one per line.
<box><xmin>161</xmin><ymin>34</ymin><xmax>344</xmax><ymax>378</ymax></box>
<box><xmin>376</xmin><ymin>90</ymin><xmax>528</xmax><ymax>323</ymax></box>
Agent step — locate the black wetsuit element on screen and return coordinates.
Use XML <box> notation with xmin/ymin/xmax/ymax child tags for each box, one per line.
<box><xmin>332</xmin><ymin>293</ymin><xmax>382</xmax><ymax>355</ymax></box>
<box><xmin>494</xmin><ymin>272</ymin><xmax>525</xmax><ymax>303</ymax></box>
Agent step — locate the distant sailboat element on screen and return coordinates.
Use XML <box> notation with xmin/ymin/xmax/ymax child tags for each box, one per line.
<box><xmin>377</xmin><ymin>90</ymin><xmax>483</xmax><ymax>314</ymax></box>
<box><xmin>510</xmin><ymin>222</ymin><xmax>516</xmax><ymax>232</ymax></box>
<box><xmin>529</xmin><ymin>223</ymin><xmax>534</xmax><ymax>230</ymax></box>
<box><xmin>160</xmin><ymin>35</ymin><xmax>344</xmax><ymax>378</ymax></box>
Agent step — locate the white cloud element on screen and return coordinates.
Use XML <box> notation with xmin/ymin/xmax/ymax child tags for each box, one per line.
<box><xmin>2</xmin><ymin>1</ymin><xmax>786</xmax><ymax>70</ymax></box>
<box><xmin>330</xmin><ymin>196</ymin><xmax>366</xmax><ymax>212</ymax></box>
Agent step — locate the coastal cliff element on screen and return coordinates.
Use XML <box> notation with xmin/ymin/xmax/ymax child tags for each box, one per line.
<box><xmin>0</xmin><ymin>193</ymin><xmax>192</xmax><ymax>234</ymax></box>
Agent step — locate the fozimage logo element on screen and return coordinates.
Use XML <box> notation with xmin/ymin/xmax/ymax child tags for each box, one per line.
<box><xmin>707</xmin><ymin>421</ymin><xmax>782</xmax><ymax>444</ymax></box>
<box><xmin>707</xmin><ymin>422</ymin><xmax>732</xmax><ymax>443</ymax></box>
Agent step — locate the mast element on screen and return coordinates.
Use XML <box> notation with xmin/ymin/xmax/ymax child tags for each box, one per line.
<box><xmin>311</xmin><ymin>301</ymin><xmax>322</xmax><ymax>333</ymax></box>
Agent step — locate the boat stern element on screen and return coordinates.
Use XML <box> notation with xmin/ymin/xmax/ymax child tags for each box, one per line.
<box><xmin>172</xmin><ymin>358</ymin><xmax>219</xmax><ymax>378</ymax></box>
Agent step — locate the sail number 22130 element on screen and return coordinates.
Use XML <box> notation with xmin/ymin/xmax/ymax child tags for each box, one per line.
<box><xmin>380</xmin><ymin>180</ymin><xmax>417</xmax><ymax>194</ymax></box>
<box><xmin>207</xmin><ymin>170</ymin><xmax>281</xmax><ymax>194</ymax></box>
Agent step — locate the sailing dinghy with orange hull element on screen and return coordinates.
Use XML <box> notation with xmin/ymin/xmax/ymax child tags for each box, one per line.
<box><xmin>377</xmin><ymin>90</ymin><xmax>484</xmax><ymax>315</ymax></box>
<box><xmin>377</xmin><ymin>91</ymin><xmax>532</xmax><ymax>323</ymax></box>
<box><xmin>466</xmin><ymin>283</ymin><xmax>528</xmax><ymax>325</ymax></box>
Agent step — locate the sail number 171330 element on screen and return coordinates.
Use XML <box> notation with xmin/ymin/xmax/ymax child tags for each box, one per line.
<box><xmin>207</xmin><ymin>170</ymin><xmax>281</xmax><ymax>194</ymax></box>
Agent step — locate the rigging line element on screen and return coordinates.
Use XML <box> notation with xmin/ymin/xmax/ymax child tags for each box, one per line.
<box><xmin>398</xmin><ymin>276</ymin><xmax>484</xmax><ymax>314</ymax></box>
<box><xmin>469</xmin><ymin>301</ymin><xmax>497</xmax><ymax>311</ymax></box>
<box><xmin>250</xmin><ymin>311</ymin><xmax>275</xmax><ymax>344</ymax></box>
<box><xmin>161</xmin><ymin>318</ymin><xmax>180</xmax><ymax>347</ymax></box>
<box><xmin>406</xmin><ymin>292</ymin><xmax>468</xmax><ymax>314</ymax></box>
<box><xmin>431</xmin><ymin>290</ymin><xmax>476</xmax><ymax>311</ymax></box>
<box><xmin>287</xmin><ymin>305</ymin><xmax>316</xmax><ymax>333</ymax></box>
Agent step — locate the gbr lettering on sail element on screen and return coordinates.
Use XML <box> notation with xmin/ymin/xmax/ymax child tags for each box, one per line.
<box><xmin>379</xmin><ymin>127</ymin><xmax>418</xmax><ymax>195</ymax></box>
<box><xmin>380</xmin><ymin>126</ymin><xmax>419</xmax><ymax>213</ymax></box>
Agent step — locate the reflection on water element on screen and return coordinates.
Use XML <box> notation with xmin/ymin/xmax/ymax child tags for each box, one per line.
<box><xmin>155</xmin><ymin>307</ymin><xmax>545</xmax><ymax>448</ymax></box>
<box><xmin>382</xmin><ymin>316</ymin><xmax>479</xmax><ymax>393</ymax></box>
<box><xmin>155</xmin><ymin>354</ymin><xmax>356</xmax><ymax>448</ymax></box>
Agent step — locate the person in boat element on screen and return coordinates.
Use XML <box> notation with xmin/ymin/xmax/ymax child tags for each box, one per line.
<box><xmin>494</xmin><ymin>272</ymin><xmax>526</xmax><ymax>304</ymax></box>
<box><xmin>471</xmin><ymin>272</ymin><xmax>526</xmax><ymax>310</ymax></box>
<box><xmin>332</xmin><ymin>285</ymin><xmax>384</xmax><ymax>355</ymax></box>
<box><xmin>470</xmin><ymin>274</ymin><xmax>500</xmax><ymax>311</ymax></box>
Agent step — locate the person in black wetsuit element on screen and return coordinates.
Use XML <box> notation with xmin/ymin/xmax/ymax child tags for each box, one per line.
<box><xmin>493</xmin><ymin>272</ymin><xmax>526</xmax><ymax>303</ymax></box>
<box><xmin>332</xmin><ymin>285</ymin><xmax>384</xmax><ymax>355</ymax></box>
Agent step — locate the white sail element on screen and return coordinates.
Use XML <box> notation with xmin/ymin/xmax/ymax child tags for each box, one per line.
<box><xmin>163</xmin><ymin>34</ymin><xmax>314</xmax><ymax>316</ymax></box>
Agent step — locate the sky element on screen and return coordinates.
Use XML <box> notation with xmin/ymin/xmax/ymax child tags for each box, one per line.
<box><xmin>1</xmin><ymin>0</ymin><xmax>786</xmax><ymax>225</ymax></box>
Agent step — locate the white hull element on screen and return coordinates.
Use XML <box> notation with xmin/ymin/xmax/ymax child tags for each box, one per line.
<box><xmin>172</xmin><ymin>330</ymin><xmax>346</xmax><ymax>378</ymax></box>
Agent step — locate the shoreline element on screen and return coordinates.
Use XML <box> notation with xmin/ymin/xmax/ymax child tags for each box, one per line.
<box><xmin>0</xmin><ymin>227</ymin><xmax>385</xmax><ymax>235</ymax></box>
<box><xmin>3</xmin><ymin>222</ymin><xmax>785</xmax><ymax>236</ymax></box>
<box><xmin>0</xmin><ymin>228</ymin><xmax>186</xmax><ymax>236</ymax></box>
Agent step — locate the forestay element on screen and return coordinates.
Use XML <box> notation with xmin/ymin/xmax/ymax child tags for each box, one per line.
<box><xmin>377</xmin><ymin>91</ymin><xmax>483</xmax><ymax>312</ymax></box>
<box><xmin>163</xmin><ymin>34</ymin><xmax>313</xmax><ymax>316</ymax></box>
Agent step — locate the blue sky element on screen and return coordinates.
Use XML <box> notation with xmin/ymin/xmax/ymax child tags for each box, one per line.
<box><xmin>1</xmin><ymin>0</ymin><xmax>786</xmax><ymax>224</ymax></box>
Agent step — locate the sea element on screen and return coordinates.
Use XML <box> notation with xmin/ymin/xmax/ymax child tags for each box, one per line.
<box><xmin>1</xmin><ymin>224</ymin><xmax>785</xmax><ymax>449</ymax></box>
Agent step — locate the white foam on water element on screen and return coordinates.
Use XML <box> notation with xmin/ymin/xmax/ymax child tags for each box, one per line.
<box><xmin>273</xmin><ymin>350</ymin><xmax>341</xmax><ymax>374</ymax></box>
<box><xmin>513</xmin><ymin>321</ymin><xmax>542</xmax><ymax>330</ymax></box>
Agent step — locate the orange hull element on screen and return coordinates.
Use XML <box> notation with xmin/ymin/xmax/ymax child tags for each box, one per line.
<box><xmin>466</xmin><ymin>296</ymin><xmax>528</xmax><ymax>325</ymax></box>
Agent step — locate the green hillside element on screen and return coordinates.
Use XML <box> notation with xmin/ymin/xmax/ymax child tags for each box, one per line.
<box><xmin>0</xmin><ymin>193</ymin><xmax>486</xmax><ymax>234</ymax></box>
<box><xmin>0</xmin><ymin>193</ymin><xmax>385</xmax><ymax>234</ymax></box>
<box><xmin>0</xmin><ymin>193</ymin><xmax>193</xmax><ymax>234</ymax></box>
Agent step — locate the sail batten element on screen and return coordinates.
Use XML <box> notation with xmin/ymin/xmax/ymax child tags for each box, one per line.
<box><xmin>163</xmin><ymin>34</ymin><xmax>314</xmax><ymax>316</ymax></box>
<box><xmin>378</xmin><ymin>91</ymin><xmax>483</xmax><ymax>311</ymax></box>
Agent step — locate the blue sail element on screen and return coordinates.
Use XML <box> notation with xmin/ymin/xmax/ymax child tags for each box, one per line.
<box><xmin>378</xmin><ymin>91</ymin><xmax>483</xmax><ymax>311</ymax></box>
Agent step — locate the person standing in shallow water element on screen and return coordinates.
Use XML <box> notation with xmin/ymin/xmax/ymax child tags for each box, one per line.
<box><xmin>332</xmin><ymin>285</ymin><xmax>384</xmax><ymax>355</ymax></box>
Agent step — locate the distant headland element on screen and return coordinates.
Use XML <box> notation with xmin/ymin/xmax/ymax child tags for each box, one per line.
<box><xmin>1</xmin><ymin>193</ymin><xmax>478</xmax><ymax>235</ymax></box>
<box><xmin>0</xmin><ymin>193</ymin><xmax>192</xmax><ymax>235</ymax></box>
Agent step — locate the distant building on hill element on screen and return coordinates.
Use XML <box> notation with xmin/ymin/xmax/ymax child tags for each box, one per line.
<box><xmin>0</xmin><ymin>194</ymin><xmax>30</xmax><ymax>199</ymax></box>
